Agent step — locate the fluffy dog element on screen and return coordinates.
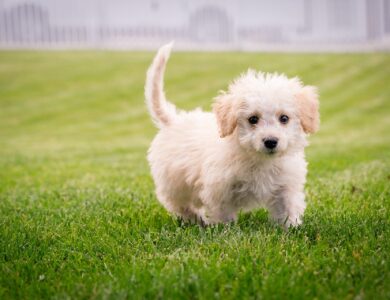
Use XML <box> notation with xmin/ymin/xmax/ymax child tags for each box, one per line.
<box><xmin>145</xmin><ymin>43</ymin><xmax>319</xmax><ymax>228</ymax></box>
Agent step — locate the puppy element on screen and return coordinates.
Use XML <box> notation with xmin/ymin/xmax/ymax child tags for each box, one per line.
<box><xmin>145</xmin><ymin>43</ymin><xmax>319</xmax><ymax>228</ymax></box>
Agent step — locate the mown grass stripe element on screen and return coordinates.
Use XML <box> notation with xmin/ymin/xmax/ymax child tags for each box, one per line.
<box><xmin>0</xmin><ymin>51</ymin><xmax>389</xmax><ymax>299</ymax></box>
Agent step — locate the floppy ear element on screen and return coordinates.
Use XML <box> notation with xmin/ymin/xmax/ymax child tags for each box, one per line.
<box><xmin>213</xmin><ymin>93</ymin><xmax>238</xmax><ymax>138</ymax></box>
<box><xmin>296</xmin><ymin>86</ymin><xmax>320</xmax><ymax>134</ymax></box>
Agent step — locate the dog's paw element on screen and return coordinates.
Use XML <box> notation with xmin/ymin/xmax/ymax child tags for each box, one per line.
<box><xmin>284</xmin><ymin>214</ymin><xmax>303</xmax><ymax>229</ymax></box>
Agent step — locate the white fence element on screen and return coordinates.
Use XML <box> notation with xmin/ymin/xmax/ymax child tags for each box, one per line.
<box><xmin>0</xmin><ymin>0</ymin><xmax>389</xmax><ymax>51</ymax></box>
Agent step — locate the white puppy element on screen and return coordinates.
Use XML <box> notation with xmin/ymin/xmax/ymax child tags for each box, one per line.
<box><xmin>145</xmin><ymin>43</ymin><xmax>319</xmax><ymax>228</ymax></box>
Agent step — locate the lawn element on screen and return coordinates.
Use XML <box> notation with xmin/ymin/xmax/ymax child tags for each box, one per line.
<box><xmin>0</xmin><ymin>50</ymin><xmax>389</xmax><ymax>299</ymax></box>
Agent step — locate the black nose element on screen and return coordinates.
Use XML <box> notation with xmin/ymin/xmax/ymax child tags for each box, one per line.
<box><xmin>263</xmin><ymin>138</ymin><xmax>278</xmax><ymax>149</ymax></box>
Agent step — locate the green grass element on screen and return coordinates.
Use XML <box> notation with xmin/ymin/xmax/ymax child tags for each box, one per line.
<box><xmin>0</xmin><ymin>50</ymin><xmax>389</xmax><ymax>300</ymax></box>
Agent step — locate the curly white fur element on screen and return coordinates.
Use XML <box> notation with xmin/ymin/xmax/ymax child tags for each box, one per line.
<box><xmin>145</xmin><ymin>43</ymin><xmax>320</xmax><ymax>228</ymax></box>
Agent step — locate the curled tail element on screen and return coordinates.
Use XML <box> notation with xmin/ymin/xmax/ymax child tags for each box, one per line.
<box><xmin>145</xmin><ymin>42</ymin><xmax>177</xmax><ymax>127</ymax></box>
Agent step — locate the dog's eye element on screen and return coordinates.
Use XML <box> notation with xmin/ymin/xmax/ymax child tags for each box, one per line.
<box><xmin>248</xmin><ymin>116</ymin><xmax>259</xmax><ymax>125</ymax></box>
<box><xmin>279</xmin><ymin>114</ymin><xmax>289</xmax><ymax>124</ymax></box>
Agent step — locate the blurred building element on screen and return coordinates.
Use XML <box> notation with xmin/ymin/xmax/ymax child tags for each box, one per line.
<box><xmin>0</xmin><ymin>0</ymin><xmax>389</xmax><ymax>51</ymax></box>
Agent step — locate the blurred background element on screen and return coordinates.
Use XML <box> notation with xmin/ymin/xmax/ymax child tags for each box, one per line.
<box><xmin>0</xmin><ymin>0</ymin><xmax>389</xmax><ymax>51</ymax></box>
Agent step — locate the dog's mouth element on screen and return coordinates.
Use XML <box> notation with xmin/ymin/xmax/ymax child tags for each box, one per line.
<box><xmin>260</xmin><ymin>147</ymin><xmax>281</xmax><ymax>156</ymax></box>
<box><xmin>266</xmin><ymin>149</ymin><xmax>277</xmax><ymax>155</ymax></box>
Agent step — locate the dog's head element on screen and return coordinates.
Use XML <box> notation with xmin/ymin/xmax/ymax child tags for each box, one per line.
<box><xmin>213</xmin><ymin>70</ymin><xmax>319</xmax><ymax>156</ymax></box>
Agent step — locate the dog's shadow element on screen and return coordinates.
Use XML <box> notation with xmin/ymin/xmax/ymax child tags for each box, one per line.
<box><xmin>147</xmin><ymin>209</ymin><xmax>292</xmax><ymax>251</ymax></box>
<box><xmin>174</xmin><ymin>209</ymin><xmax>282</xmax><ymax>232</ymax></box>
<box><xmin>147</xmin><ymin>207</ymin><xmax>383</xmax><ymax>253</ymax></box>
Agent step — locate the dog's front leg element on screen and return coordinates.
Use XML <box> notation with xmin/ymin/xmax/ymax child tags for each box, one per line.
<box><xmin>197</xmin><ymin>199</ymin><xmax>238</xmax><ymax>225</ymax></box>
<box><xmin>267</xmin><ymin>190</ymin><xmax>306</xmax><ymax>228</ymax></box>
<box><xmin>198</xmin><ymin>185</ymin><xmax>238</xmax><ymax>225</ymax></box>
